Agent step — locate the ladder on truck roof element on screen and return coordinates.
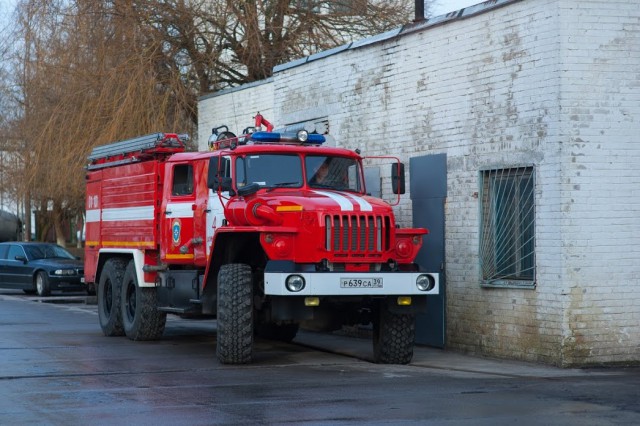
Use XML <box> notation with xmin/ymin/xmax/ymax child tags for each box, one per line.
<box><xmin>87</xmin><ymin>132</ymin><xmax>188</xmax><ymax>170</ymax></box>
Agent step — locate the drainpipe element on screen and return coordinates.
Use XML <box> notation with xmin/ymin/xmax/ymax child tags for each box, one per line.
<box><xmin>414</xmin><ymin>0</ymin><xmax>425</xmax><ymax>22</ymax></box>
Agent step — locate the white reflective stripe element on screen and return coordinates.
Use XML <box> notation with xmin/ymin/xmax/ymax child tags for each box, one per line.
<box><xmin>313</xmin><ymin>190</ymin><xmax>353</xmax><ymax>211</ymax></box>
<box><xmin>102</xmin><ymin>206</ymin><xmax>155</xmax><ymax>221</ymax></box>
<box><xmin>166</xmin><ymin>202</ymin><xmax>194</xmax><ymax>218</ymax></box>
<box><xmin>343</xmin><ymin>193</ymin><xmax>373</xmax><ymax>212</ymax></box>
<box><xmin>86</xmin><ymin>209</ymin><xmax>100</xmax><ymax>223</ymax></box>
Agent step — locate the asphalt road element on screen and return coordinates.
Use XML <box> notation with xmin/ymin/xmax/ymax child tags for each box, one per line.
<box><xmin>1</xmin><ymin>289</ymin><xmax>639</xmax><ymax>425</ymax></box>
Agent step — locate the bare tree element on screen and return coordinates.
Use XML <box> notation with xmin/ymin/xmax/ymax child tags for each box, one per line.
<box><xmin>6</xmin><ymin>0</ymin><xmax>195</xmax><ymax>244</ymax></box>
<box><xmin>135</xmin><ymin>0</ymin><xmax>423</xmax><ymax>91</ymax></box>
<box><xmin>1</xmin><ymin>0</ymin><xmax>433</xmax><ymax>244</ymax></box>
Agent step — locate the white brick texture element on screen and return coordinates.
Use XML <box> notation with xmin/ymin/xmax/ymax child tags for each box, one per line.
<box><xmin>198</xmin><ymin>0</ymin><xmax>640</xmax><ymax>366</ymax></box>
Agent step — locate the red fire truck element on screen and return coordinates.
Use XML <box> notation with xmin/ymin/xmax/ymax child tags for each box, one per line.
<box><xmin>85</xmin><ymin>117</ymin><xmax>439</xmax><ymax>364</ymax></box>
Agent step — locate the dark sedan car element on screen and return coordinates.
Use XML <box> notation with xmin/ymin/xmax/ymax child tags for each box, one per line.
<box><xmin>0</xmin><ymin>242</ymin><xmax>85</xmax><ymax>296</ymax></box>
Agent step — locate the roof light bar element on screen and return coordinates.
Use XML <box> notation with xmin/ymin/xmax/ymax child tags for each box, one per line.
<box><xmin>250</xmin><ymin>131</ymin><xmax>325</xmax><ymax>145</ymax></box>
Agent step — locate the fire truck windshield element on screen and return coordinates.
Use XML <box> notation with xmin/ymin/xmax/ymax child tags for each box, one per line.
<box><xmin>236</xmin><ymin>154</ymin><xmax>303</xmax><ymax>188</ymax></box>
<box><xmin>306</xmin><ymin>155</ymin><xmax>361</xmax><ymax>192</ymax></box>
<box><xmin>234</xmin><ymin>154</ymin><xmax>362</xmax><ymax>192</ymax></box>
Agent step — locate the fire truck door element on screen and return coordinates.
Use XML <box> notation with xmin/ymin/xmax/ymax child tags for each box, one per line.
<box><xmin>206</xmin><ymin>156</ymin><xmax>231</xmax><ymax>257</ymax></box>
<box><xmin>162</xmin><ymin>163</ymin><xmax>196</xmax><ymax>262</ymax></box>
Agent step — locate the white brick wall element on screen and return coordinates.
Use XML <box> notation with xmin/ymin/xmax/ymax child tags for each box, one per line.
<box><xmin>556</xmin><ymin>0</ymin><xmax>640</xmax><ymax>365</ymax></box>
<box><xmin>198</xmin><ymin>0</ymin><xmax>640</xmax><ymax>366</ymax></box>
<box><xmin>198</xmin><ymin>79</ymin><xmax>274</xmax><ymax>149</ymax></box>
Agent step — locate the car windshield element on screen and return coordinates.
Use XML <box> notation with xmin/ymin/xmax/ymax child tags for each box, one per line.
<box><xmin>306</xmin><ymin>155</ymin><xmax>362</xmax><ymax>192</ymax></box>
<box><xmin>25</xmin><ymin>245</ymin><xmax>75</xmax><ymax>260</ymax></box>
<box><xmin>235</xmin><ymin>154</ymin><xmax>303</xmax><ymax>188</ymax></box>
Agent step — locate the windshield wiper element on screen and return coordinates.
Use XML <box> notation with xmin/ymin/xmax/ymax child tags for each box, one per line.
<box><xmin>266</xmin><ymin>181</ymin><xmax>300</xmax><ymax>192</ymax></box>
<box><xmin>309</xmin><ymin>183</ymin><xmax>334</xmax><ymax>189</ymax></box>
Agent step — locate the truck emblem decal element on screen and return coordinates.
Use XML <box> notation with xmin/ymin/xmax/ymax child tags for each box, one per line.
<box><xmin>172</xmin><ymin>219</ymin><xmax>181</xmax><ymax>245</ymax></box>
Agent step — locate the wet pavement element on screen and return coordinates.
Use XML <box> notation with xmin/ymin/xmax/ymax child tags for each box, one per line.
<box><xmin>1</xmin><ymin>289</ymin><xmax>639</xmax><ymax>425</ymax></box>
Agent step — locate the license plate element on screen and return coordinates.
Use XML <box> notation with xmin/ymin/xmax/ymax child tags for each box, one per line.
<box><xmin>340</xmin><ymin>277</ymin><xmax>383</xmax><ymax>288</ymax></box>
<box><xmin>81</xmin><ymin>277</ymin><xmax>85</xmax><ymax>283</ymax></box>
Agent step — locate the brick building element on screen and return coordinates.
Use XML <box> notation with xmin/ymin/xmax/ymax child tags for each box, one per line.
<box><xmin>198</xmin><ymin>0</ymin><xmax>640</xmax><ymax>366</ymax></box>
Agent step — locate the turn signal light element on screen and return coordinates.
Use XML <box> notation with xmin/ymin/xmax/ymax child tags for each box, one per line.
<box><xmin>305</xmin><ymin>297</ymin><xmax>320</xmax><ymax>306</ymax></box>
<box><xmin>397</xmin><ymin>296</ymin><xmax>412</xmax><ymax>306</ymax></box>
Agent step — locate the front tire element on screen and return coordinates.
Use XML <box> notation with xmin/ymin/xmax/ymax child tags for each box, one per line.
<box><xmin>35</xmin><ymin>271</ymin><xmax>51</xmax><ymax>297</ymax></box>
<box><xmin>216</xmin><ymin>264</ymin><xmax>253</xmax><ymax>364</ymax></box>
<box><xmin>97</xmin><ymin>258</ymin><xmax>126</xmax><ymax>337</ymax></box>
<box><xmin>372</xmin><ymin>301</ymin><xmax>416</xmax><ymax>364</ymax></box>
<box><xmin>121</xmin><ymin>261</ymin><xmax>166</xmax><ymax>341</ymax></box>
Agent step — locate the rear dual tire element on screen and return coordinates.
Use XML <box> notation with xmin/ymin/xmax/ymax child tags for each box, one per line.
<box><xmin>98</xmin><ymin>258</ymin><xmax>166</xmax><ymax>340</ymax></box>
<box><xmin>121</xmin><ymin>261</ymin><xmax>166</xmax><ymax>340</ymax></box>
<box><xmin>97</xmin><ymin>258</ymin><xmax>127</xmax><ymax>336</ymax></box>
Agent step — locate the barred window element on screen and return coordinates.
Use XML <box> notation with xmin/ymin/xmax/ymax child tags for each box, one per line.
<box><xmin>479</xmin><ymin>167</ymin><xmax>535</xmax><ymax>288</ymax></box>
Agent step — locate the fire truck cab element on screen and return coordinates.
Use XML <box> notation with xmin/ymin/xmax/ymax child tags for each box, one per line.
<box><xmin>85</xmin><ymin>121</ymin><xmax>439</xmax><ymax>364</ymax></box>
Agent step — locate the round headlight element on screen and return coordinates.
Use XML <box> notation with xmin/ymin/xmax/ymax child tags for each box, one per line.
<box><xmin>416</xmin><ymin>274</ymin><xmax>435</xmax><ymax>292</ymax></box>
<box><xmin>285</xmin><ymin>274</ymin><xmax>305</xmax><ymax>292</ymax></box>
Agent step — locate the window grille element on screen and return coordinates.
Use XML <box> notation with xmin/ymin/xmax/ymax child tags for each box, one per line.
<box><xmin>479</xmin><ymin>167</ymin><xmax>535</xmax><ymax>287</ymax></box>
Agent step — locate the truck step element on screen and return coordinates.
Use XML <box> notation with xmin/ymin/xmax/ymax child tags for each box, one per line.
<box><xmin>157</xmin><ymin>306</ymin><xmax>200</xmax><ymax>315</ymax></box>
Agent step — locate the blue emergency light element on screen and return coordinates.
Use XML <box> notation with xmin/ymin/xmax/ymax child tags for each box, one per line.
<box><xmin>250</xmin><ymin>131</ymin><xmax>325</xmax><ymax>145</ymax></box>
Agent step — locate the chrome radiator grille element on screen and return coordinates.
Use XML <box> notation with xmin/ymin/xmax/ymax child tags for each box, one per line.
<box><xmin>324</xmin><ymin>214</ymin><xmax>390</xmax><ymax>254</ymax></box>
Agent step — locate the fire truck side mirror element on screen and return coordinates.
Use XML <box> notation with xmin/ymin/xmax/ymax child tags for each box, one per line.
<box><xmin>207</xmin><ymin>157</ymin><xmax>232</xmax><ymax>192</ymax></box>
<box><xmin>391</xmin><ymin>162</ymin><xmax>406</xmax><ymax>195</ymax></box>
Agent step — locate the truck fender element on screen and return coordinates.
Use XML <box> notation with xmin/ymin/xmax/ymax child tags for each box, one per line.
<box><xmin>97</xmin><ymin>249</ymin><xmax>153</xmax><ymax>288</ymax></box>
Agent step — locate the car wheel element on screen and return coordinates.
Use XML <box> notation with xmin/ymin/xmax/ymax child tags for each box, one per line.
<box><xmin>121</xmin><ymin>260</ymin><xmax>166</xmax><ymax>341</ymax></box>
<box><xmin>216</xmin><ymin>263</ymin><xmax>253</xmax><ymax>364</ymax></box>
<box><xmin>97</xmin><ymin>258</ymin><xmax>127</xmax><ymax>336</ymax></box>
<box><xmin>35</xmin><ymin>271</ymin><xmax>51</xmax><ymax>297</ymax></box>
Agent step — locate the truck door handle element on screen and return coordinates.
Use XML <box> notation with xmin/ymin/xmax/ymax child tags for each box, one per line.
<box><xmin>165</xmin><ymin>211</ymin><xmax>172</xmax><ymax>215</ymax></box>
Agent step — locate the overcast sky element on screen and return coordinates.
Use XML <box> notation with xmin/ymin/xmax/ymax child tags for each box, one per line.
<box><xmin>0</xmin><ymin>1</ymin><xmax>485</xmax><ymax>33</ymax></box>
<box><xmin>431</xmin><ymin>0</ymin><xmax>482</xmax><ymax>16</ymax></box>
<box><xmin>0</xmin><ymin>1</ymin><xmax>13</xmax><ymax>29</ymax></box>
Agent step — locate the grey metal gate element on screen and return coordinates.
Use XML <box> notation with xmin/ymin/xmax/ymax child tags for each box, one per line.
<box><xmin>410</xmin><ymin>153</ymin><xmax>446</xmax><ymax>347</ymax></box>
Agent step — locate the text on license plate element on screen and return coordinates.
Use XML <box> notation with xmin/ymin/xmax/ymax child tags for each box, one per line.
<box><xmin>340</xmin><ymin>277</ymin><xmax>383</xmax><ymax>288</ymax></box>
